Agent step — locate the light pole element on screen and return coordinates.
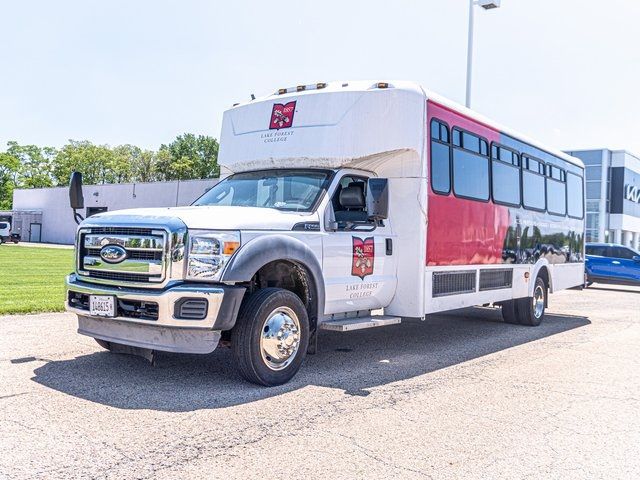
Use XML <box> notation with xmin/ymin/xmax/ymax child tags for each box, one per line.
<box><xmin>466</xmin><ymin>0</ymin><xmax>501</xmax><ymax>108</ymax></box>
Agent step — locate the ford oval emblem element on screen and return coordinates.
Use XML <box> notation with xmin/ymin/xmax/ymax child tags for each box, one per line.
<box><xmin>100</xmin><ymin>245</ymin><xmax>127</xmax><ymax>264</ymax></box>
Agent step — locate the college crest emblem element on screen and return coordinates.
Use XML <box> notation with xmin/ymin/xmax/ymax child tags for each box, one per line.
<box><xmin>269</xmin><ymin>101</ymin><xmax>296</xmax><ymax>129</ymax></box>
<box><xmin>351</xmin><ymin>237</ymin><xmax>375</xmax><ymax>280</ymax></box>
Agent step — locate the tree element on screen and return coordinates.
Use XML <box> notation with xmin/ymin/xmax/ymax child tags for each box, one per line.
<box><xmin>157</xmin><ymin>133</ymin><xmax>219</xmax><ymax>180</ymax></box>
<box><xmin>0</xmin><ymin>152</ymin><xmax>19</xmax><ymax>209</ymax></box>
<box><xmin>132</xmin><ymin>150</ymin><xmax>160</xmax><ymax>183</ymax></box>
<box><xmin>7</xmin><ymin>141</ymin><xmax>55</xmax><ymax>189</ymax></box>
<box><xmin>52</xmin><ymin>140</ymin><xmax>116</xmax><ymax>186</ymax></box>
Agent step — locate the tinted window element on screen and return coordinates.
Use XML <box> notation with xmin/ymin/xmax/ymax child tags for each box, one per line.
<box><xmin>462</xmin><ymin>132</ymin><xmax>480</xmax><ymax>152</ymax></box>
<box><xmin>430</xmin><ymin>119</ymin><xmax>451</xmax><ymax>194</ymax></box>
<box><xmin>525</xmin><ymin>156</ymin><xmax>544</xmax><ymax>175</ymax></box>
<box><xmin>453</xmin><ymin>149</ymin><xmax>489</xmax><ymax>200</ymax></box>
<box><xmin>586</xmin><ymin>245</ymin><xmax>606</xmax><ymax>256</ymax></box>
<box><xmin>492</xmin><ymin>160</ymin><xmax>520</xmax><ymax>205</ymax></box>
<box><xmin>452</xmin><ymin>129</ymin><xmax>461</xmax><ymax>146</ymax></box>
<box><xmin>610</xmin><ymin>246</ymin><xmax>636</xmax><ymax>260</ymax></box>
<box><xmin>0</xmin><ymin>222</ymin><xmax>7</xmax><ymax>229</ymax></box>
<box><xmin>567</xmin><ymin>173</ymin><xmax>584</xmax><ymax>218</ymax></box>
<box><xmin>547</xmin><ymin>178</ymin><xmax>566</xmax><ymax>215</ymax></box>
<box><xmin>522</xmin><ymin>170</ymin><xmax>545</xmax><ymax>210</ymax></box>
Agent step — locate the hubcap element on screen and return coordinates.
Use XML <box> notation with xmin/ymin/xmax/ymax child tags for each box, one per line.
<box><xmin>532</xmin><ymin>284</ymin><xmax>545</xmax><ymax>319</ymax></box>
<box><xmin>260</xmin><ymin>306</ymin><xmax>301</xmax><ymax>371</ymax></box>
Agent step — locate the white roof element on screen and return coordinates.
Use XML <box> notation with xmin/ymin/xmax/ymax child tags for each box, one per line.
<box><xmin>221</xmin><ymin>80</ymin><xmax>584</xmax><ymax>173</ymax></box>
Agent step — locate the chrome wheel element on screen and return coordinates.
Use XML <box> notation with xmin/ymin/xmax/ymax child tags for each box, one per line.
<box><xmin>532</xmin><ymin>284</ymin><xmax>545</xmax><ymax>319</ymax></box>
<box><xmin>260</xmin><ymin>306</ymin><xmax>301</xmax><ymax>371</ymax></box>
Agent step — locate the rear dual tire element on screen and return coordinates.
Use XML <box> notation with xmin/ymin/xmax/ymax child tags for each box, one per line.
<box><xmin>501</xmin><ymin>276</ymin><xmax>547</xmax><ymax>327</ymax></box>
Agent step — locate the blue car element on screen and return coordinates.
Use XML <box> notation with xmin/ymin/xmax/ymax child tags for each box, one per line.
<box><xmin>585</xmin><ymin>243</ymin><xmax>640</xmax><ymax>287</ymax></box>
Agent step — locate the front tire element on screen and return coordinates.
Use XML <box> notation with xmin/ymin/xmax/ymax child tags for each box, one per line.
<box><xmin>231</xmin><ymin>288</ymin><xmax>309</xmax><ymax>386</ymax></box>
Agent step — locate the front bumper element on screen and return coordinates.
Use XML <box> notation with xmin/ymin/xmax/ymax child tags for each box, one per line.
<box><xmin>65</xmin><ymin>274</ymin><xmax>245</xmax><ymax>353</ymax></box>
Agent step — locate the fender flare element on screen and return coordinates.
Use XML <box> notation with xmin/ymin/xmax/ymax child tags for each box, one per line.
<box><xmin>220</xmin><ymin>234</ymin><xmax>325</xmax><ymax>321</ymax></box>
<box><xmin>529</xmin><ymin>259</ymin><xmax>553</xmax><ymax>296</ymax></box>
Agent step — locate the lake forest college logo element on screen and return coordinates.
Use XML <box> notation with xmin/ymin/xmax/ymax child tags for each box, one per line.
<box><xmin>269</xmin><ymin>101</ymin><xmax>296</xmax><ymax>129</ymax></box>
<box><xmin>351</xmin><ymin>237</ymin><xmax>375</xmax><ymax>280</ymax></box>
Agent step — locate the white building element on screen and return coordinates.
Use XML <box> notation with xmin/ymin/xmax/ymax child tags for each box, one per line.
<box><xmin>565</xmin><ymin>149</ymin><xmax>640</xmax><ymax>249</ymax></box>
<box><xmin>12</xmin><ymin>178</ymin><xmax>219</xmax><ymax>245</ymax></box>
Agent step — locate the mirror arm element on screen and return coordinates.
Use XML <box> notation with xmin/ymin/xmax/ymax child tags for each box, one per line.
<box><xmin>73</xmin><ymin>209</ymin><xmax>84</xmax><ymax>225</ymax></box>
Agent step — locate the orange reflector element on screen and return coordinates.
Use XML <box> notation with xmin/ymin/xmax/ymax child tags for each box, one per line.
<box><xmin>524</xmin><ymin>272</ymin><xmax>530</xmax><ymax>279</ymax></box>
<box><xmin>223</xmin><ymin>241</ymin><xmax>240</xmax><ymax>255</ymax></box>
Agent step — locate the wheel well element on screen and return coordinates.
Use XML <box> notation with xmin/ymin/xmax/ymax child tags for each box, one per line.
<box><xmin>536</xmin><ymin>266</ymin><xmax>550</xmax><ymax>307</ymax></box>
<box><xmin>248</xmin><ymin>260</ymin><xmax>319</xmax><ymax>330</ymax></box>
<box><xmin>537</xmin><ymin>266</ymin><xmax>549</xmax><ymax>288</ymax></box>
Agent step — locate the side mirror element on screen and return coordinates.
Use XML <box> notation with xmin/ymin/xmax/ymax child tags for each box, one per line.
<box><xmin>323</xmin><ymin>203</ymin><xmax>338</xmax><ymax>232</ymax></box>
<box><xmin>69</xmin><ymin>172</ymin><xmax>84</xmax><ymax>209</ymax></box>
<box><xmin>633</xmin><ymin>255</ymin><xmax>640</xmax><ymax>263</ymax></box>
<box><xmin>366</xmin><ymin>178</ymin><xmax>389</xmax><ymax>220</ymax></box>
<box><xmin>69</xmin><ymin>171</ymin><xmax>85</xmax><ymax>224</ymax></box>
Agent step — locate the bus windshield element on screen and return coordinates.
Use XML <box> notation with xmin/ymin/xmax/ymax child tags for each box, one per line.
<box><xmin>193</xmin><ymin>169</ymin><xmax>333</xmax><ymax>212</ymax></box>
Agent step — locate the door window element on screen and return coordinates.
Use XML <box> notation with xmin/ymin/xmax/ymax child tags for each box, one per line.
<box><xmin>609</xmin><ymin>246</ymin><xmax>636</xmax><ymax>260</ymax></box>
<box><xmin>331</xmin><ymin>175</ymin><xmax>374</xmax><ymax>230</ymax></box>
<box><xmin>586</xmin><ymin>245</ymin><xmax>606</xmax><ymax>256</ymax></box>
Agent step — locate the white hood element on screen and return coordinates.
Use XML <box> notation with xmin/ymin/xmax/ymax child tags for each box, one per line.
<box><xmin>92</xmin><ymin>205</ymin><xmax>317</xmax><ymax>230</ymax></box>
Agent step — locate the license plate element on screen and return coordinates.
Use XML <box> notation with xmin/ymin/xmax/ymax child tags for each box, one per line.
<box><xmin>89</xmin><ymin>295</ymin><xmax>116</xmax><ymax>317</ymax></box>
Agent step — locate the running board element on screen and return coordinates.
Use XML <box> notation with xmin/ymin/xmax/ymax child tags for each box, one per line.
<box><xmin>319</xmin><ymin>315</ymin><xmax>401</xmax><ymax>332</ymax></box>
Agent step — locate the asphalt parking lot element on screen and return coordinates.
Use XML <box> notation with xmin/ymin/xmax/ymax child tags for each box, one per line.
<box><xmin>1</xmin><ymin>284</ymin><xmax>639</xmax><ymax>479</ymax></box>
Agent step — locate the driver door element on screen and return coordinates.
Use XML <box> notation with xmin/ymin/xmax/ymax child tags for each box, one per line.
<box><xmin>322</xmin><ymin>174</ymin><xmax>397</xmax><ymax>315</ymax></box>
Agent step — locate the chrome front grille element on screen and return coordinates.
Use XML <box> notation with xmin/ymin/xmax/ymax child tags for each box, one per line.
<box><xmin>77</xmin><ymin>227</ymin><xmax>168</xmax><ymax>285</ymax></box>
<box><xmin>89</xmin><ymin>227</ymin><xmax>155</xmax><ymax>236</ymax></box>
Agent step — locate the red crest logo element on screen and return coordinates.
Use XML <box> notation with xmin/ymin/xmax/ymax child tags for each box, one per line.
<box><xmin>352</xmin><ymin>237</ymin><xmax>375</xmax><ymax>280</ymax></box>
<box><xmin>269</xmin><ymin>101</ymin><xmax>296</xmax><ymax>130</ymax></box>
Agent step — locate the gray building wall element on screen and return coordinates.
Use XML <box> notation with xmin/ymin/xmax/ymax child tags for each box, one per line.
<box><xmin>12</xmin><ymin>178</ymin><xmax>219</xmax><ymax>245</ymax></box>
<box><xmin>565</xmin><ymin>148</ymin><xmax>640</xmax><ymax>250</ymax></box>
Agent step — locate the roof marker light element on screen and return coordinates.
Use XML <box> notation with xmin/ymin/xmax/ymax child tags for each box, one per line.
<box><xmin>377</xmin><ymin>82</ymin><xmax>389</xmax><ymax>89</ymax></box>
<box><xmin>296</xmin><ymin>85</ymin><xmax>306</xmax><ymax>92</ymax></box>
<box><xmin>277</xmin><ymin>88</ymin><xmax>287</xmax><ymax>95</ymax></box>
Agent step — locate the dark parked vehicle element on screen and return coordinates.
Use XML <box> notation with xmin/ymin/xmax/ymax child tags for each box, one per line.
<box><xmin>585</xmin><ymin>243</ymin><xmax>640</xmax><ymax>286</ymax></box>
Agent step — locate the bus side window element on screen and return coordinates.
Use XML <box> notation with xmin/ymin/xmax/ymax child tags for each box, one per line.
<box><xmin>430</xmin><ymin>119</ymin><xmax>451</xmax><ymax>195</ymax></box>
<box><xmin>522</xmin><ymin>155</ymin><xmax>546</xmax><ymax>211</ymax></box>
<box><xmin>491</xmin><ymin>145</ymin><xmax>520</xmax><ymax>206</ymax></box>
<box><xmin>567</xmin><ymin>172</ymin><xmax>584</xmax><ymax>219</ymax></box>
<box><xmin>546</xmin><ymin>165</ymin><xmax>567</xmax><ymax>216</ymax></box>
<box><xmin>452</xmin><ymin>128</ymin><xmax>489</xmax><ymax>201</ymax></box>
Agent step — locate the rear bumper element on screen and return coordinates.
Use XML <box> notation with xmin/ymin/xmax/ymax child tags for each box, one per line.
<box><xmin>65</xmin><ymin>274</ymin><xmax>245</xmax><ymax>353</ymax></box>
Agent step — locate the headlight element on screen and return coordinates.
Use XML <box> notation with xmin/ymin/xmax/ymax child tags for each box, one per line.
<box><xmin>186</xmin><ymin>230</ymin><xmax>241</xmax><ymax>281</ymax></box>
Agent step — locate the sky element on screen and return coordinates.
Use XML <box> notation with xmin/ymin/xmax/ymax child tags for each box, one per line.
<box><xmin>1</xmin><ymin>0</ymin><xmax>639</xmax><ymax>154</ymax></box>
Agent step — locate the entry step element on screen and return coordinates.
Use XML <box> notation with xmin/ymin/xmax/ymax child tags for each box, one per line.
<box><xmin>319</xmin><ymin>315</ymin><xmax>401</xmax><ymax>332</ymax></box>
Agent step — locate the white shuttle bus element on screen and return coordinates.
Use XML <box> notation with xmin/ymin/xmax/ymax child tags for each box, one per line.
<box><xmin>66</xmin><ymin>81</ymin><xmax>585</xmax><ymax>385</ymax></box>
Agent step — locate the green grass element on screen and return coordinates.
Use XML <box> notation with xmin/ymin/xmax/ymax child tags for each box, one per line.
<box><xmin>0</xmin><ymin>245</ymin><xmax>74</xmax><ymax>315</ymax></box>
